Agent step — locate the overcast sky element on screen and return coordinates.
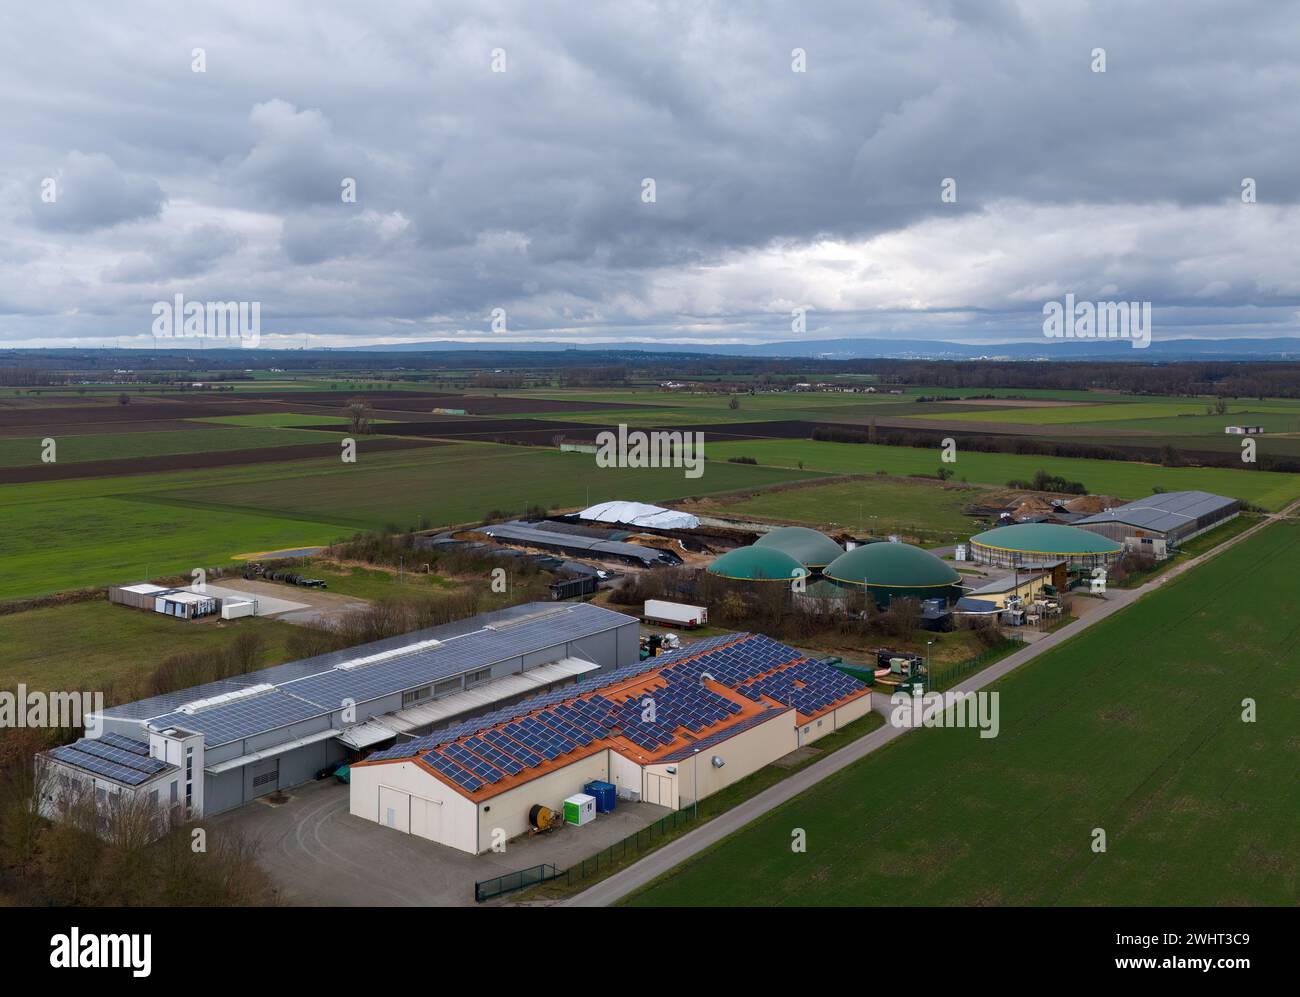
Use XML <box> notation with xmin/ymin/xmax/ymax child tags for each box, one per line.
<box><xmin>2</xmin><ymin>0</ymin><xmax>1298</xmax><ymax>350</ymax></box>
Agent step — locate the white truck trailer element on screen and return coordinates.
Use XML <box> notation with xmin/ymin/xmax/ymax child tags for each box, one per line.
<box><xmin>643</xmin><ymin>599</ymin><xmax>708</xmax><ymax>629</ymax></box>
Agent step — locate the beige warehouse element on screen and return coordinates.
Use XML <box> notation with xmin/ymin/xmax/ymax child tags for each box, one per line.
<box><xmin>351</xmin><ymin>632</ymin><xmax>873</xmax><ymax>854</ymax></box>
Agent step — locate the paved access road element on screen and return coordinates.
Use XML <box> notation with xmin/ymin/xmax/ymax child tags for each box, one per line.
<box><xmin>563</xmin><ymin>504</ymin><xmax>1297</xmax><ymax>907</ymax></box>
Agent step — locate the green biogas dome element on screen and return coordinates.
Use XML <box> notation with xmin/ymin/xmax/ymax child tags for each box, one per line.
<box><xmin>707</xmin><ymin>546</ymin><xmax>810</xmax><ymax>583</ymax></box>
<box><xmin>969</xmin><ymin>523</ymin><xmax>1122</xmax><ymax>569</ymax></box>
<box><xmin>753</xmin><ymin>526</ymin><xmax>844</xmax><ymax>570</ymax></box>
<box><xmin>823</xmin><ymin>541</ymin><xmax>961</xmax><ymax>607</ymax></box>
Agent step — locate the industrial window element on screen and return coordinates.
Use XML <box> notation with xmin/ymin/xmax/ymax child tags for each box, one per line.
<box><xmin>465</xmin><ymin>668</ymin><xmax>492</xmax><ymax>688</ymax></box>
<box><xmin>170</xmin><ymin>781</ymin><xmax>179</xmax><ymax>804</ymax></box>
<box><xmin>252</xmin><ymin>770</ymin><xmax>277</xmax><ymax>788</ymax></box>
<box><xmin>433</xmin><ymin>677</ymin><xmax>461</xmax><ymax>697</ymax></box>
<box><xmin>402</xmin><ymin>686</ymin><xmax>432</xmax><ymax>706</ymax></box>
<box><xmin>150</xmin><ymin>789</ymin><xmax>159</xmax><ymax>806</ymax></box>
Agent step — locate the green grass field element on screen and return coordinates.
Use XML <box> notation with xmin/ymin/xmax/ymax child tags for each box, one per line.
<box><xmin>626</xmin><ymin>521</ymin><xmax>1300</xmax><ymax>906</ymax></box>
<box><xmin>0</xmin><ymin>442</ymin><xmax>821</xmax><ymax>600</ymax></box>
<box><xmin>147</xmin><ymin>442</ymin><xmax>822</xmax><ymax>533</ymax></box>
<box><xmin>714</xmin><ymin>477</ymin><xmax>990</xmax><ymax>541</ymax></box>
<box><xmin>705</xmin><ymin>439</ymin><xmax>1300</xmax><ymax>510</ymax></box>
<box><xmin>0</xmin><ymin>601</ymin><xmax>300</xmax><ymax>695</ymax></box>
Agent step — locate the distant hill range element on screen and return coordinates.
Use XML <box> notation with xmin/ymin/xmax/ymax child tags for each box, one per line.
<box><xmin>341</xmin><ymin>336</ymin><xmax>1300</xmax><ymax>361</ymax></box>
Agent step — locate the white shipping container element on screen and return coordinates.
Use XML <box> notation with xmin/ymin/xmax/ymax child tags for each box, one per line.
<box><xmin>221</xmin><ymin>599</ymin><xmax>256</xmax><ymax>620</ymax></box>
<box><xmin>644</xmin><ymin>599</ymin><xmax>707</xmax><ymax>628</ymax></box>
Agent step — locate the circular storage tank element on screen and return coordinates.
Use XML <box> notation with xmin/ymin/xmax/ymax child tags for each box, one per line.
<box><xmin>753</xmin><ymin>526</ymin><xmax>844</xmax><ymax>570</ymax></box>
<box><xmin>707</xmin><ymin>545</ymin><xmax>810</xmax><ymax>583</ymax></box>
<box><xmin>823</xmin><ymin>541</ymin><xmax>961</xmax><ymax>607</ymax></box>
<box><xmin>969</xmin><ymin>523</ymin><xmax>1121</xmax><ymax>570</ymax></box>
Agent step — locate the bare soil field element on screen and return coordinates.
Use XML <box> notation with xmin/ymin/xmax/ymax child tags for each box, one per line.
<box><xmin>0</xmin><ymin>399</ymin><xmax>286</xmax><ymax>432</ymax></box>
<box><xmin>239</xmin><ymin>391</ymin><xmax>654</xmax><ymax>414</ymax></box>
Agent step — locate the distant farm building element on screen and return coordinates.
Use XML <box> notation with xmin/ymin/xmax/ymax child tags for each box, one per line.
<box><xmin>109</xmin><ymin>584</ymin><xmax>219</xmax><ymax>620</ymax></box>
<box><xmin>1073</xmin><ymin>490</ymin><xmax>1239</xmax><ymax>548</ymax></box>
<box><xmin>822</xmin><ymin>541</ymin><xmax>961</xmax><ymax>607</ymax></box>
<box><xmin>1224</xmin><ymin>425</ymin><xmax>1264</xmax><ymax>435</ymax></box>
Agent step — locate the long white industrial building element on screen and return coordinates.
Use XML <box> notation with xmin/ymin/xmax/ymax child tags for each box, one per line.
<box><xmin>41</xmin><ymin>603</ymin><xmax>639</xmax><ymax>822</ymax></box>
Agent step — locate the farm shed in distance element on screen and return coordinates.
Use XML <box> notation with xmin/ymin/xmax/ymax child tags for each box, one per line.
<box><xmin>1073</xmin><ymin>490</ymin><xmax>1240</xmax><ymax>547</ymax></box>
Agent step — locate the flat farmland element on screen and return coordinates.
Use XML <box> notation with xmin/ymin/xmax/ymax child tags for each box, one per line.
<box><xmin>627</xmin><ymin>521</ymin><xmax>1300</xmax><ymax>907</ymax></box>
<box><xmin>704</xmin><ymin>439</ymin><xmax>1300</xmax><ymax>510</ymax></box>
<box><xmin>691</xmin><ymin>477</ymin><xmax>991</xmax><ymax>541</ymax></box>
<box><xmin>0</xmin><ymin>426</ymin><xmax>332</xmax><ymax>467</ymax></box>
<box><xmin>148</xmin><ymin>442</ymin><xmax>823</xmax><ymax>532</ymax></box>
<box><xmin>0</xmin><ymin>442</ymin><xmax>821</xmax><ymax>600</ymax></box>
<box><xmin>0</xmin><ymin>601</ymin><xmax>300</xmax><ymax>695</ymax></box>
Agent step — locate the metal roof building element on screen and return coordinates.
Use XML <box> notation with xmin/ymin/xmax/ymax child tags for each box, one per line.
<box><xmin>350</xmin><ymin>632</ymin><xmax>873</xmax><ymax>854</ymax></box>
<box><xmin>1073</xmin><ymin>490</ymin><xmax>1240</xmax><ymax>545</ymax></box>
<box><xmin>479</xmin><ymin>521</ymin><xmax>682</xmax><ymax>567</ymax></box>
<box><xmin>63</xmin><ymin>602</ymin><xmax>639</xmax><ymax>820</ymax></box>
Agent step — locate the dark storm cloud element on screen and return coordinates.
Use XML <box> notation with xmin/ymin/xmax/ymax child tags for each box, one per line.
<box><xmin>1</xmin><ymin>0</ymin><xmax>1298</xmax><ymax>346</ymax></box>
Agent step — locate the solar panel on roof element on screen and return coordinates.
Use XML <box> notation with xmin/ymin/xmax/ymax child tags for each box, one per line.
<box><xmin>426</xmin><ymin>751</ymin><xmax>483</xmax><ymax>792</ymax></box>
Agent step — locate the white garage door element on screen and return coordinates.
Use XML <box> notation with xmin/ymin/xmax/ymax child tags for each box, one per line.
<box><xmin>645</xmin><ymin>773</ymin><xmax>675</xmax><ymax>808</ymax></box>
<box><xmin>410</xmin><ymin>796</ymin><xmax>441</xmax><ymax>842</ymax></box>
<box><xmin>379</xmin><ymin>786</ymin><xmax>410</xmax><ymax>833</ymax></box>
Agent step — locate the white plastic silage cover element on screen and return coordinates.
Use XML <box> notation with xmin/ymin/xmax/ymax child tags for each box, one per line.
<box><xmin>578</xmin><ymin>500</ymin><xmax>699</xmax><ymax>530</ymax></box>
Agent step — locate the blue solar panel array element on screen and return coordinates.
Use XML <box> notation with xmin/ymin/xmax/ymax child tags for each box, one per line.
<box><xmin>737</xmin><ymin>660</ymin><xmax>866</xmax><ymax>715</ymax></box>
<box><xmin>364</xmin><ymin>632</ymin><xmax>868</xmax><ymax>795</ymax></box>
<box><xmin>47</xmin><ymin>735</ymin><xmax>175</xmax><ymax>787</ymax></box>
<box><xmin>133</xmin><ymin>602</ymin><xmax>632</xmax><ymax>745</ymax></box>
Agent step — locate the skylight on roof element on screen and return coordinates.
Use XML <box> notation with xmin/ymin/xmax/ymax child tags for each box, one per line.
<box><xmin>335</xmin><ymin>637</ymin><xmax>443</xmax><ymax>671</ymax></box>
<box><xmin>177</xmin><ymin>683</ymin><xmax>276</xmax><ymax>714</ymax></box>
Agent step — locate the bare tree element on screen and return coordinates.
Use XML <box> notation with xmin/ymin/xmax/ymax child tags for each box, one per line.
<box><xmin>343</xmin><ymin>397</ymin><xmax>374</xmax><ymax>435</ymax></box>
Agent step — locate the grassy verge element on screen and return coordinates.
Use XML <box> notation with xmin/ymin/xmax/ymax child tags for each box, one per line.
<box><xmin>1111</xmin><ymin>514</ymin><xmax>1261</xmax><ymax>589</ymax></box>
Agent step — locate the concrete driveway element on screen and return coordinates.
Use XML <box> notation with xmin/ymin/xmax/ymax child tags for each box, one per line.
<box><xmin>215</xmin><ymin>777</ymin><xmax>669</xmax><ymax>906</ymax></box>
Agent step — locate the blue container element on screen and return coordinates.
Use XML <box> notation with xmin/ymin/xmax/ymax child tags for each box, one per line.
<box><xmin>583</xmin><ymin>780</ymin><xmax>617</xmax><ymax>813</ymax></box>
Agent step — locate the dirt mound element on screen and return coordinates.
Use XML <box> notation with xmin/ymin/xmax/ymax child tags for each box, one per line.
<box><xmin>1061</xmin><ymin>494</ymin><xmax>1116</xmax><ymax>514</ymax></box>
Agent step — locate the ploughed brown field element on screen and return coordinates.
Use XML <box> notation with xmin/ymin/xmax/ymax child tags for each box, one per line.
<box><xmin>0</xmin><ymin>398</ymin><xmax>287</xmax><ymax>434</ymax></box>
<box><xmin>358</xmin><ymin>417</ymin><xmax>824</xmax><ymax>443</ymax></box>
<box><xmin>234</xmin><ymin>391</ymin><xmax>656</xmax><ymax>414</ymax></box>
<box><xmin>0</xmin><ymin>437</ymin><xmax>443</xmax><ymax>483</ymax></box>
